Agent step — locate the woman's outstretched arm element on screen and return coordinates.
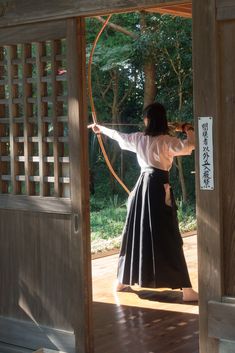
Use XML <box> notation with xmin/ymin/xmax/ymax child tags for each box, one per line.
<box><xmin>88</xmin><ymin>123</ymin><xmax>139</xmax><ymax>152</ymax></box>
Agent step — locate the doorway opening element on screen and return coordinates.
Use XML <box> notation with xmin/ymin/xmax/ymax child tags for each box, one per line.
<box><xmin>87</xmin><ymin>8</ymin><xmax>199</xmax><ymax>353</ymax></box>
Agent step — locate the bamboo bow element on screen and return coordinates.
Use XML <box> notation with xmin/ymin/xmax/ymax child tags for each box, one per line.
<box><xmin>87</xmin><ymin>15</ymin><xmax>130</xmax><ymax>195</ymax></box>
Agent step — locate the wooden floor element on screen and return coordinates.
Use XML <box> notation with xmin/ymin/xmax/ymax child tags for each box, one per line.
<box><xmin>92</xmin><ymin>235</ymin><xmax>199</xmax><ymax>353</ymax></box>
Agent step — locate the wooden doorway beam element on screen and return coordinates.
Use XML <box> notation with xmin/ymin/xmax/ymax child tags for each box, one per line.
<box><xmin>0</xmin><ymin>0</ymin><xmax>191</xmax><ymax>28</ymax></box>
<box><xmin>145</xmin><ymin>3</ymin><xmax>192</xmax><ymax>18</ymax></box>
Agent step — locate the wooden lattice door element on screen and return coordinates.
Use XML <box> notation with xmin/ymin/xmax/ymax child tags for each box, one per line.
<box><xmin>0</xmin><ymin>18</ymin><xmax>92</xmax><ymax>353</ymax></box>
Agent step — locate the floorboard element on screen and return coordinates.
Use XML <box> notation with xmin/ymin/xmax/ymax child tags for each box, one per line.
<box><xmin>92</xmin><ymin>235</ymin><xmax>199</xmax><ymax>353</ymax></box>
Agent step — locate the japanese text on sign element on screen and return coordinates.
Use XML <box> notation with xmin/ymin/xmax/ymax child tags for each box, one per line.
<box><xmin>198</xmin><ymin>117</ymin><xmax>214</xmax><ymax>190</ymax></box>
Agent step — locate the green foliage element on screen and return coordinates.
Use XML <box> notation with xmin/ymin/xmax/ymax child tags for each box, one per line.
<box><xmin>90</xmin><ymin>195</ymin><xmax>127</xmax><ymax>241</ymax></box>
<box><xmin>86</xmin><ymin>13</ymin><xmax>193</xmax><ymax>122</ymax></box>
<box><xmin>177</xmin><ymin>200</ymin><xmax>197</xmax><ymax>233</ymax></box>
<box><xmin>170</xmin><ymin>153</ymin><xmax>196</xmax><ymax>203</ymax></box>
<box><xmin>90</xmin><ymin>193</ymin><xmax>196</xmax><ymax>253</ymax></box>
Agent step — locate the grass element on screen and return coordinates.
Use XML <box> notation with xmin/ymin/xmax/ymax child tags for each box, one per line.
<box><xmin>90</xmin><ymin>195</ymin><xmax>197</xmax><ymax>254</ymax></box>
<box><xmin>90</xmin><ymin>195</ymin><xmax>126</xmax><ymax>253</ymax></box>
<box><xmin>177</xmin><ymin>200</ymin><xmax>197</xmax><ymax>233</ymax></box>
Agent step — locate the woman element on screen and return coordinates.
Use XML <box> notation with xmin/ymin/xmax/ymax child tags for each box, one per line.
<box><xmin>90</xmin><ymin>102</ymin><xmax>198</xmax><ymax>302</ymax></box>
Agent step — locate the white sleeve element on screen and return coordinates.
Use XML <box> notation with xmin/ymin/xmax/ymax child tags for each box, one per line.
<box><xmin>168</xmin><ymin>130</ymin><xmax>195</xmax><ymax>157</ymax></box>
<box><xmin>99</xmin><ymin>125</ymin><xmax>138</xmax><ymax>152</ymax></box>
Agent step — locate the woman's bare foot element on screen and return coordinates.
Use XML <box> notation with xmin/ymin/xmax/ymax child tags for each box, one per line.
<box><xmin>182</xmin><ymin>288</ymin><xmax>198</xmax><ymax>302</ymax></box>
<box><xmin>114</xmin><ymin>280</ymin><xmax>130</xmax><ymax>292</ymax></box>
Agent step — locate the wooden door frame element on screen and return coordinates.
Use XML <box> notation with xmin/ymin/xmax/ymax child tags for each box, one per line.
<box><xmin>0</xmin><ymin>0</ymin><xmax>190</xmax><ymax>28</ymax></box>
<box><xmin>0</xmin><ymin>17</ymin><xmax>93</xmax><ymax>353</ymax></box>
<box><xmin>193</xmin><ymin>0</ymin><xmax>235</xmax><ymax>352</ymax></box>
<box><xmin>193</xmin><ymin>0</ymin><xmax>225</xmax><ymax>352</ymax></box>
<box><xmin>67</xmin><ymin>18</ymin><xmax>93</xmax><ymax>353</ymax></box>
<box><xmin>2</xmin><ymin>1</ymin><xmax>233</xmax><ymax>352</ymax></box>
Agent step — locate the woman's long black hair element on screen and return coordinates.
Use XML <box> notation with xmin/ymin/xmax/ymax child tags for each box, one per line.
<box><xmin>143</xmin><ymin>102</ymin><xmax>169</xmax><ymax>136</ymax></box>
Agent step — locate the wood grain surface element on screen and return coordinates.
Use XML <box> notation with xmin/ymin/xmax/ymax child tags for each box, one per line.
<box><xmin>0</xmin><ymin>1</ymin><xmax>191</xmax><ymax>27</ymax></box>
<box><xmin>193</xmin><ymin>0</ymin><xmax>222</xmax><ymax>352</ymax></box>
<box><xmin>92</xmin><ymin>235</ymin><xmax>199</xmax><ymax>353</ymax></box>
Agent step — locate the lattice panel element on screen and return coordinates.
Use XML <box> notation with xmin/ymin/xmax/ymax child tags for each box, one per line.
<box><xmin>0</xmin><ymin>40</ymin><xmax>70</xmax><ymax>197</ymax></box>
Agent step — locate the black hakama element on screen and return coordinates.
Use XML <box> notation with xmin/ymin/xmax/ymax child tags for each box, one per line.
<box><xmin>117</xmin><ymin>167</ymin><xmax>192</xmax><ymax>289</ymax></box>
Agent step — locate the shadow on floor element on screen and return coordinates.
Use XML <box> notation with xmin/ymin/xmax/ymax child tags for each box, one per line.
<box><xmin>93</xmin><ymin>301</ymin><xmax>199</xmax><ymax>353</ymax></box>
<box><xmin>121</xmin><ymin>288</ymin><xmax>198</xmax><ymax>305</ymax></box>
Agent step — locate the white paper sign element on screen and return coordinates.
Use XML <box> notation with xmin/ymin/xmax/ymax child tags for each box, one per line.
<box><xmin>198</xmin><ymin>117</ymin><xmax>214</xmax><ymax>190</ymax></box>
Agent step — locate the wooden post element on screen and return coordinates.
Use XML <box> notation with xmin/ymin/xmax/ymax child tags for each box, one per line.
<box><xmin>7</xmin><ymin>45</ymin><xmax>19</xmax><ymax>194</ymax></box>
<box><xmin>193</xmin><ymin>0</ymin><xmax>222</xmax><ymax>353</ymax></box>
<box><xmin>36</xmin><ymin>42</ymin><xmax>47</xmax><ymax>196</ymax></box>
<box><xmin>23</xmin><ymin>43</ymin><xmax>34</xmax><ymax>195</ymax></box>
<box><xmin>194</xmin><ymin>0</ymin><xmax>235</xmax><ymax>350</ymax></box>
<box><xmin>218</xmin><ymin>15</ymin><xmax>235</xmax><ymax>299</ymax></box>
<box><xmin>67</xmin><ymin>17</ymin><xmax>93</xmax><ymax>353</ymax></box>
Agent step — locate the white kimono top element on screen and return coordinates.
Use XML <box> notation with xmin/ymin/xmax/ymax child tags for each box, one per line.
<box><xmin>99</xmin><ymin>125</ymin><xmax>195</xmax><ymax>172</ymax></box>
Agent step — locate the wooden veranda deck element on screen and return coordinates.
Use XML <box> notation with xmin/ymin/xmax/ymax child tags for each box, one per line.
<box><xmin>92</xmin><ymin>234</ymin><xmax>199</xmax><ymax>353</ymax></box>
